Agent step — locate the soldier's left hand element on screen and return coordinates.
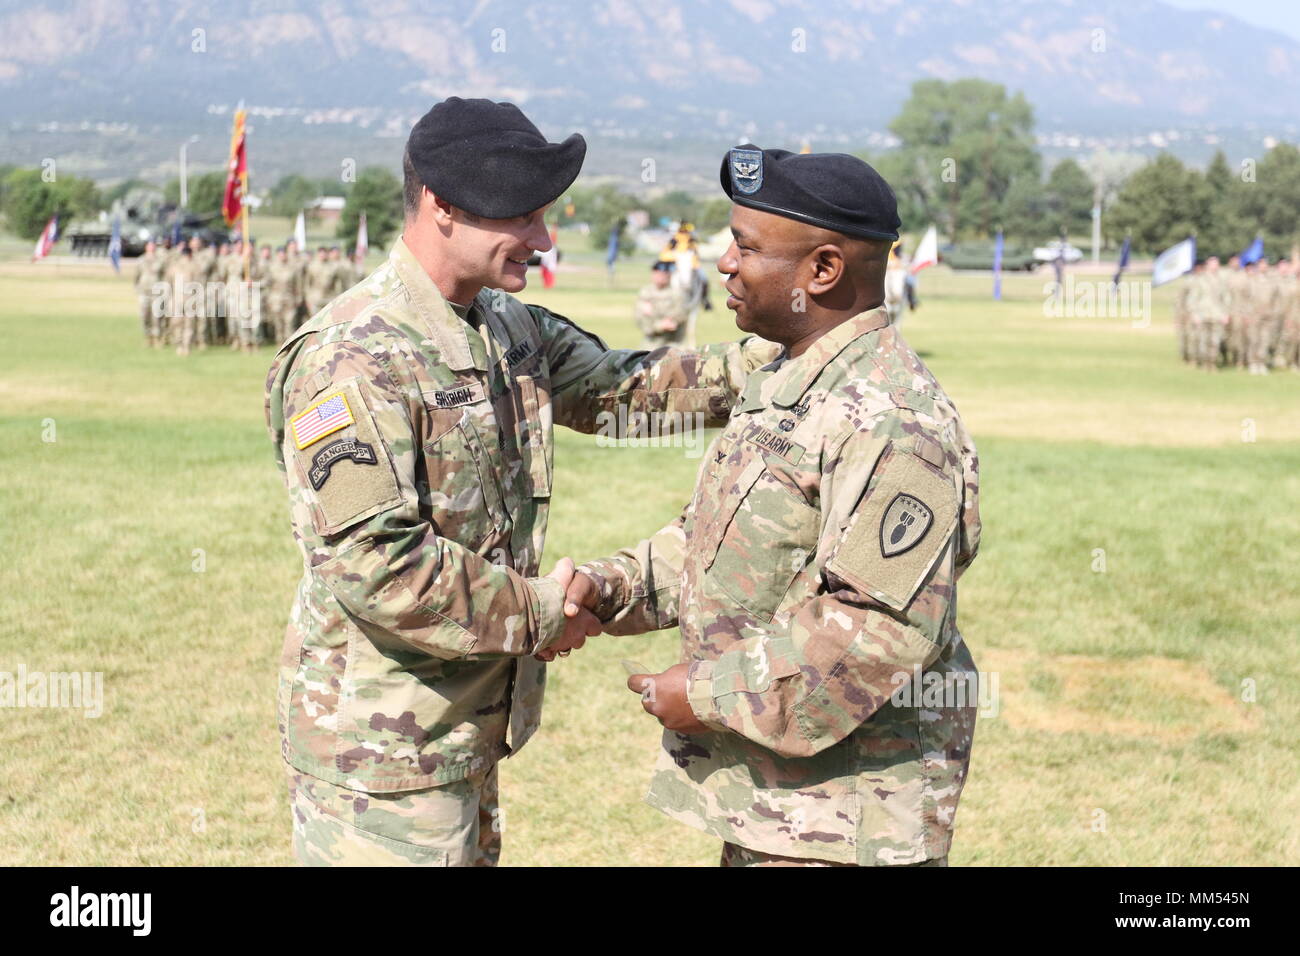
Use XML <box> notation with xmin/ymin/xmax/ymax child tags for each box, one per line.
<box><xmin>627</xmin><ymin>663</ymin><xmax>709</xmax><ymax>734</ymax></box>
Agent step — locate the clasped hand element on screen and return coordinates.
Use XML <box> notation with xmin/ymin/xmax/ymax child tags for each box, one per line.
<box><xmin>534</xmin><ymin>561</ymin><xmax>707</xmax><ymax>735</ymax></box>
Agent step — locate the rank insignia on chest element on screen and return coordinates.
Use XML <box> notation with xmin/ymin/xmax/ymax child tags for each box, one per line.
<box><xmin>880</xmin><ymin>493</ymin><xmax>934</xmax><ymax>557</ymax></box>
<box><xmin>290</xmin><ymin>392</ymin><xmax>355</xmax><ymax>449</ymax></box>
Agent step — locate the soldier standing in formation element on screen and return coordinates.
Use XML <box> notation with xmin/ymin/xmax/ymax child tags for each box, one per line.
<box><xmin>263</xmin><ymin>97</ymin><xmax>776</xmax><ymax>867</ymax></box>
<box><xmin>1182</xmin><ymin>254</ymin><xmax>1299</xmax><ymax>373</ymax></box>
<box><xmin>133</xmin><ymin>240</ymin><xmax>167</xmax><ymax>348</ymax></box>
<box><xmin>634</xmin><ymin>261</ymin><xmax>688</xmax><ymax>348</ymax></box>
<box><xmin>566</xmin><ymin>146</ymin><xmax>981</xmax><ymax>867</ymax></box>
<box><xmin>303</xmin><ymin>246</ymin><xmax>334</xmax><ymax>320</ymax></box>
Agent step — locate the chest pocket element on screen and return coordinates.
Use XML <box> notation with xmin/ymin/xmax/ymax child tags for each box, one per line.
<box><xmin>418</xmin><ymin>397</ymin><xmax>509</xmax><ymax>548</ymax></box>
<box><xmin>697</xmin><ymin>448</ymin><xmax>820</xmax><ymax>622</ymax></box>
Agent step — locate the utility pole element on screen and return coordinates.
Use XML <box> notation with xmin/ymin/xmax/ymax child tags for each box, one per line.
<box><xmin>179</xmin><ymin>135</ymin><xmax>199</xmax><ymax>208</ymax></box>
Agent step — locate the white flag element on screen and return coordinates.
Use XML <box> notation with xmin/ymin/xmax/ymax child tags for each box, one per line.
<box><xmin>355</xmin><ymin>210</ymin><xmax>368</xmax><ymax>263</ymax></box>
<box><xmin>294</xmin><ymin>210</ymin><xmax>307</xmax><ymax>252</ymax></box>
<box><xmin>1152</xmin><ymin>237</ymin><xmax>1196</xmax><ymax>287</ymax></box>
<box><xmin>911</xmin><ymin>224</ymin><xmax>938</xmax><ymax>274</ymax></box>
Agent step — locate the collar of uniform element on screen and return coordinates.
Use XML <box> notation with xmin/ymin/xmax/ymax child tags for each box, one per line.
<box><xmin>388</xmin><ymin>236</ymin><xmax>489</xmax><ymax>373</ymax></box>
<box><xmin>767</xmin><ymin>306</ymin><xmax>891</xmax><ymax>408</ymax></box>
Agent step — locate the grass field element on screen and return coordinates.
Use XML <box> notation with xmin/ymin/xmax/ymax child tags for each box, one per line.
<box><xmin>1</xmin><ymin>232</ymin><xmax>1297</xmax><ymax>866</ymax></box>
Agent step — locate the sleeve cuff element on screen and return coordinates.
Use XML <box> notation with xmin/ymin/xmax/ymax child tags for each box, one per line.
<box><xmin>686</xmin><ymin>659</ymin><xmax>729</xmax><ymax>731</ymax></box>
<box><xmin>526</xmin><ymin>575</ymin><xmax>567</xmax><ymax>652</ymax></box>
<box><xmin>575</xmin><ymin>558</ymin><xmax>634</xmax><ymax>621</ymax></box>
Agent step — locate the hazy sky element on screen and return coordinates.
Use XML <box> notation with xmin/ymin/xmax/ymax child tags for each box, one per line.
<box><xmin>1161</xmin><ymin>0</ymin><xmax>1300</xmax><ymax>42</ymax></box>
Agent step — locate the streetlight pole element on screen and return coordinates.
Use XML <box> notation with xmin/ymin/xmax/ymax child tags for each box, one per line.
<box><xmin>179</xmin><ymin>135</ymin><xmax>199</xmax><ymax>208</ymax></box>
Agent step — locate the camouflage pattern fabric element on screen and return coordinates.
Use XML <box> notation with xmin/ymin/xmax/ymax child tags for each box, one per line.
<box><xmin>581</xmin><ymin>306</ymin><xmax>981</xmax><ymax>866</ymax></box>
<box><xmin>720</xmin><ymin>841</ymin><xmax>947</xmax><ymax>867</ymax></box>
<box><xmin>288</xmin><ymin>762</ymin><xmax>499</xmax><ymax>866</ymax></box>
<box><xmin>635</xmin><ymin>283</ymin><xmax>688</xmax><ymax>349</ymax></box>
<box><xmin>264</xmin><ymin>236</ymin><xmax>777</xmax><ymax>804</ymax></box>
<box><xmin>133</xmin><ymin>251</ymin><xmax>166</xmax><ymax>343</ymax></box>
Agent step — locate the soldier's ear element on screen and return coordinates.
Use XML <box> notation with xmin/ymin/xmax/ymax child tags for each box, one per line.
<box><xmin>805</xmin><ymin>244</ymin><xmax>846</xmax><ymax>296</ymax></box>
<box><xmin>425</xmin><ymin>190</ymin><xmax>455</xmax><ymax>227</ymax></box>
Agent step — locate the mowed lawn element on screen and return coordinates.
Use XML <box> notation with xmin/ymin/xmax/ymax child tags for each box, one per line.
<box><xmin>0</xmin><ymin>243</ymin><xmax>1297</xmax><ymax>866</ymax></box>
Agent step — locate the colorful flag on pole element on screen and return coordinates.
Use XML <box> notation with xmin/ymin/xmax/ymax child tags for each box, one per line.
<box><xmin>1239</xmin><ymin>235</ymin><xmax>1264</xmax><ymax>266</ymax></box>
<box><xmin>294</xmin><ymin>210</ymin><xmax>307</xmax><ymax>252</ymax></box>
<box><xmin>992</xmin><ymin>229</ymin><xmax>1004</xmax><ymax>300</ymax></box>
<box><xmin>911</xmin><ymin>224</ymin><xmax>938</xmax><ymax>274</ymax></box>
<box><xmin>108</xmin><ymin>214</ymin><xmax>122</xmax><ymax>274</ymax></box>
<box><xmin>1152</xmin><ymin>237</ymin><xmax>1196</xmax><ymax>287</ymax></box>
<box><xmin>221</xmin><ymin>107</ymin><xmax>248</xmax><ymax>226</ymax></box>
<box><xmin>355</xmin><ymin>211</ymin><xmax>368</xmax><ymax>264</ymax></box>
<box><xmin>1112</xmin><ymin>235</ymin><xmax>1131</xmax><ymax>287</ymax></box>
<box><xmin>32</xmin><ymin>214</ymin><xmax>59</xmax><ymax>261</ymax></box>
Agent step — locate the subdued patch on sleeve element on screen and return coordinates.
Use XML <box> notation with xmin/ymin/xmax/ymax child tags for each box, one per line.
<box><xmin>291</xmin><ymin>377</ymin><xmax>401</xmax><ymax>534</ymax></box>
<box><xmin>827</xmin><ymin>446</ymin><xmax>958</xmax><ymax>611</ymax></box>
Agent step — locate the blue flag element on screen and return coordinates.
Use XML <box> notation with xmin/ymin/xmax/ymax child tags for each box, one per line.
<box><xmin>1112</xmin><ymin>236</ymin><xmax>1131</xmax><ymax>287</ymax></box>
<box><xmin>991</xmin><ymin>229</ymin><xmax>1004</xmax><ymax>300</ymax></box>
<box><xmin>108</xmin><ymin>215</ymin><xmax>122</xmax><ymax>274</ymax></box>
<box><xmin>1239</xmin><ymin>236</ymin><xmax>1264</xmax><ymax>265</ymax></box>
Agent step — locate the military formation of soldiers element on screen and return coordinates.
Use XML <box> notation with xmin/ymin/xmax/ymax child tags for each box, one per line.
<box><xmin>1174</xmin><ymin>255</ymin><xmax>1300</xmax><ymax>373</ymax></box>
<box><xmin>132</xmin><ymin>235</ymin><xmax>365</xmax><ymax>356</ymax></box>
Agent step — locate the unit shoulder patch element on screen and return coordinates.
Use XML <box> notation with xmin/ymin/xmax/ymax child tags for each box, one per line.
<box><xmin>828</xmin><ymin>444</ymin><xmax>958</xmax><ymax>611</ymax></box>
<box><xmin>288</xmin><ymin>377</ymin><xmax>401</xmax><ymax>534</ymax></box>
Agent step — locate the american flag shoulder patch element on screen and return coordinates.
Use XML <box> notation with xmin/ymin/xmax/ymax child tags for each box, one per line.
<box><xmin>291</xmin><ymin>392</ymin><xmax>355</xmax><ymax>449</ymax></box>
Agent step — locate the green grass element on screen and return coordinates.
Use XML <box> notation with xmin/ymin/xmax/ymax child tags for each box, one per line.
<box><xmin>0</xmin><ymin>242</ymin><xmax>1297</xmax><ymax>865</ymax></box>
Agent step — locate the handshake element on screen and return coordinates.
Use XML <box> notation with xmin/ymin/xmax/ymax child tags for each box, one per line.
<box><xmin>532</xmin><ymin>558</ymin><xmax>708</xmax><ymax>734</ymax></box>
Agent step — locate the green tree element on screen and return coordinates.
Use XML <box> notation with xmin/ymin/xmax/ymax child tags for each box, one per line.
<box><xmin>887</xmin><ymin>78</ymin><xmax>1040</xmax><ymax>239</ymax></box>
<box><xmin>337</xmin><ymin>166</ymin><xmax>402</xmax><ymax>249</ymax></box>
<box><xmin>1237</xmin><ymin>143</ymin><xmax>1300</xmax><ymax>260</ymax></box>
<box><xmin>268</xmin><ymin>174</ymin><xmax>331</xmax><ymax>218</ymax></box>
<box><xmin>1106</xmin><ymin>153</ymin><xmax>1211</xmax><ymax>255</ymax></box>
<box><xmin>163</xmin><ymin>170</ymin><xmax>226</xmax><ymax>217</ymax></box>
<box><xmin>1000</xmin><ymin>174</ymin><xmax>1052</xmax><ymax>244</ymax></box>
<box><xmin>1044</xmin><ymin>159</ymin><xmax>1095</xmax><ymax>239</ymax></box>
<box><xmin>1198</xmin><ymin>150</ymin><xmax>1251</xmax><ymax>260</ymax></box>
<box><xmin>564</xmin><ymin>183</ymin><xmax>638</xmax><ymax>252</ymax></box>
<box><xmin>1</xmin><ymin>167</ymin><xmax>102</xmax><ymax>239</ymax></box>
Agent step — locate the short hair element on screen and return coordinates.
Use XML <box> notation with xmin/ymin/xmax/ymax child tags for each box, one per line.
<box><xmin>402</xmin><ymin>146</ymin><xmax>423</xmax><ymax>215</ymax></box>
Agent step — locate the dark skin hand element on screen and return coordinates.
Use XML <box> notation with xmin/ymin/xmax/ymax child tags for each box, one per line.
<box><xmin>532</xmin><ymin>558</ymin><xmax>603</xmax><ymax>662</ymax></box>
<box><xmin>552</xmin><ymin>572</ymin><xmax>708</xmax><ymax>733</ymax></box>
<box><xmin>627</xmin><ymin>663</ymin><xmax>709</xmax><ymax>735</ymax></box>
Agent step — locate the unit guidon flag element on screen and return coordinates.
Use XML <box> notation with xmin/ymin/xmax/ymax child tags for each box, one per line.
<box><xmin>291</xmin><ymin>393</ymin><xmax>355</xmax><ymax>449</ymax></box>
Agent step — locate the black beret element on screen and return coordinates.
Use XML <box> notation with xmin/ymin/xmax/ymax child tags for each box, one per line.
<box><xmin>407</xmin><ymin>97</ymin><xmax>586</xmax><ymax>219</ymax></box>
<box><xmin>719</xmin><ymin>144</ymin><xmax>901</xmax><ymax>241</ymax></box>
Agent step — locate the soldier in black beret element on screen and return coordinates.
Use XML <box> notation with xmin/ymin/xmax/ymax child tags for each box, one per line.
<box><xmin>264</xmin><ymin>99</ymin><xmax>779</xmax><ymax>867</ymax></box>
<box><xmin>566</xmin><ymin>145</ymin><xmax>981</xmax><ymax>868</ymax></box>
<box><xmin>715</xmin><ymin>143</ymin><xmax>900</xmax><ymax>349</ymax></box>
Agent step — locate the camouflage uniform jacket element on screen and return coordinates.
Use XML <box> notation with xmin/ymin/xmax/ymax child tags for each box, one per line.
<box><xmin>1194</xmin><ymin>271</ymin><xmax>1231</xmax><ymax>323</ymax></box>
<box><xmin>264</xmin><ymin>236</ymin><xmax>775</xmax><ymax>793</ymax></box>
<box><xmin>133</xmin><ymin>252</ymin><xmax>165</xmax><ymax>294</ymax></box>
<box><xmin>580</xmin><ymin>307</ymin><xmax>982</xmax><ymax>864</ymax></box>
<box><xmin>635</xmin><ymin>283</ymin><xmax>687</xmax><ymax>343</ymax></box>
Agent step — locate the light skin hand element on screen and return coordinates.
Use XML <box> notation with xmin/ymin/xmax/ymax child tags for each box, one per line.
<box><xmin>627</xmin><ymin>663</ymin><xmax>709</xmax><ymax>734</ymax></box>
<box><xmin>534</xmin><ymin>560</ymin><xmax>602</xmax><ymax>662</ymax></box>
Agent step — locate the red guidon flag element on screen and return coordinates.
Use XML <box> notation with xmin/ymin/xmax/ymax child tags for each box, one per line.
<box><xmin>221</xmin><ymin>108</ymin><xmax>247</xmax><ymax>226</ymax></box>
